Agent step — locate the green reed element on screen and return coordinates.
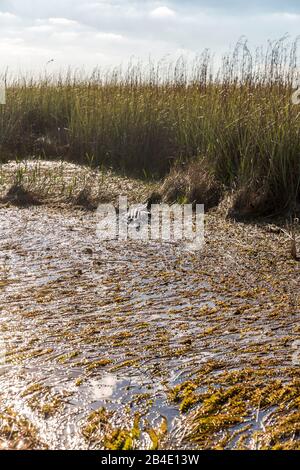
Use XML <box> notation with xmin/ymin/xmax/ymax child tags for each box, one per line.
<box><xmin>0</xmin><ymin>38</ymin><xmax>299</xmax><ymax>211</ymax></box>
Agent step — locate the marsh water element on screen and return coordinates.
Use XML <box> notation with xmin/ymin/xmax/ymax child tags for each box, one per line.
<box><xmin>0</xmin><ymin>205</ymin><xmax>299</xmax><ymax>449</ymax></box>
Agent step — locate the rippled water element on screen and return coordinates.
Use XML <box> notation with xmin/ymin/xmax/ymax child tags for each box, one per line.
<box><xmin>0</xmin><ymin>206</ymin><xmax>298</xmax><ymax>449</ymax></box>
<box><xmin>0</xmin><ymin>206</ymin><xmax>217</xmax><ymax>448</ymax></box>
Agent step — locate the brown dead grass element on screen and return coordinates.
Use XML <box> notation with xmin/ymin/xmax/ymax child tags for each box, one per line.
<box><xmin>0</xmin><ymin>160</ymin><xmax>158</xmax><ymax>209</ymax></box>
<box><xmin>160</xmin><ymin>160</ymin><xmax>223</xmax><ymax>209</ymax></box>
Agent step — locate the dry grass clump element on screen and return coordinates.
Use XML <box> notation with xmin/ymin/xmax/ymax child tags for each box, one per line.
<box><xmin>161</xmin><ymin>160</ymin><xmax>223</xmax><ymax>209</ymax></box>
<box><xmin>227</xmin><ymin>186</ymin><xmax>276</xmax><ymax>220</ymax></box>
<box><xmin>227</xmin><ymin>184</ymin><xmax>300</xmax><ymax>220</ymax></box>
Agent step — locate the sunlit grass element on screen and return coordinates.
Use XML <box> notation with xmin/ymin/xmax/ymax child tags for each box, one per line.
<box><xmin>0</xmin><ymin>38</ymin><xmax>299</xmax><ymax>214</ymax></box>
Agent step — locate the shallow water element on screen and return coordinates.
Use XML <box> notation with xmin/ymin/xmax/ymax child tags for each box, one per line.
<box><xmin>0</xmin><ymin>207</ymin><xmax>215</xmax><ymax>448</ymax></box>
<box><xmin>0</xmin><ymin>206</ymin><xmax>299</xmax><ymax>449</ymax></box>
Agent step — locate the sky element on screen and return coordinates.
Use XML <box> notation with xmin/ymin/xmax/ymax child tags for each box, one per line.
<box><xmin>0</xmin><ymin>1</ymin><xmax>300</xmax><ymax>73</ymax></box>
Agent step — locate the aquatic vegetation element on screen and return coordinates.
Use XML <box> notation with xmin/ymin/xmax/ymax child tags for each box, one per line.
<box><xmin>168</xmin><ymin>381</ymin><xmax>199</xmax><ymax>413</ymax></box>
<box><xmin>86</xmin><ymin>359</ymin><xmax>113</xmax><ymax>371</ymax></box>
<box><xmin>5</xmin><ymin>347</ymin><xmax>54</xmax><ymax>364</ymax></box>
<box><xmin>26</xmin><ymin>388</ymin><xmax>70</xmax><ymax>419</ymax></box>
<box><xmin>21</xmin><ymin>383</ymin><xmax>44</xmax><ymax>397</ymax></box>
<box><xmin>256</xmin><ymin>412</ymin><xmax>300</xmax><ymax>450</ymax></box>
<box><xmin>182</xmin><ymin>369</ymin><xmax>300</xmax><ymax>449</ymax></box>
<box><xmin>57</xmin><ymin>351</ymin><xmax>80</xmax><ymax>364</ymax></box>
<box><xmin>82</xmin><ymin>408</ymin><xmax>141</xmax><ymax>450</ymax></box>
<box><xmin>81</xmin><ymin>407</ymin><xmax>113</xmax><ymax>443</ymax></box>
<box><xmin>0</xmin><ymin>160</ymin><xmax>156</xmax><ymax>209</ymax></box>
<box><xmin>0</xmin><ymin>182</ymin><xmax>41</xmax><ymax>207</ymax></box>
<box><xmin>0</xmin><ymin>195</ymin><xmax>299</xmax><ymax>449</ymax></box>
<box><xmin>110</xmin><ymin>360</ymin><xmax>138</xmax><ymax>372</ymax></box>
<box><xmin>0</xmin><ymin>407</ymin><xmax>47</xmax><ymax>449</ymax></box>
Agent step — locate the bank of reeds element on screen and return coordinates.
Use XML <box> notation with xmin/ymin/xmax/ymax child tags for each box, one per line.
<box><xmin>0</xmin><ymin>38</ymin><xmax>300</xmax><ymax>215</ymax></box>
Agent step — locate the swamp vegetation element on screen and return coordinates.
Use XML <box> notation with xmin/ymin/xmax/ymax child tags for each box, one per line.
<box><xmin>1</xmin><ymin>38</ymin><xmax>300</xmax><ymax>217</ymax></box>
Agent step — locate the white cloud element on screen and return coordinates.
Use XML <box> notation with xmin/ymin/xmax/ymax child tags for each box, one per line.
<box><xmin>0</xmin><ymin>1</ymin><xmax>300</xmax><ymax>73</ymax></box>
<box><xmin>0</xmin><ymin>11</ymin><xmax>17</xmax><ymax>20</ymax></box>
<box><xmin>150</xmin><ymin>6</ymin><xmax>176</xmax><ymax>19</ymax></box>
<box><xmin>267</xmin><ymin>12</ymin><xmax>300</xmax><ymax>22</ymax></box>
<box><xmin>95</xmin><ymin>32</ymin><xmax>124</xmax><ymax>42</ymax></box>
<box><xmin>26</xmin><ymin>24</ymin><xmax>53</xmax><ymax>33</ymax></box>
<box><xmin>48</xmin><ymin>17</ymin><xmax>79</xmax><ymax>27</ymax></box>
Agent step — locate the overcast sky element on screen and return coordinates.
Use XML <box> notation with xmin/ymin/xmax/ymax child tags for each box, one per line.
<box><xmin>0</xmin><ymin>1</ymin><xmax>300</xmax><ymax>73</ymax></box>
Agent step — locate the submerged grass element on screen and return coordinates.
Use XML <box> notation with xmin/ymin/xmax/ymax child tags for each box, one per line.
<box><xmin>0</xmin><ymin>200</ymin><xmax>299</xmax><ymax>449</ymax></box>
<box><xmin>0</xmin><ymin>406</ymin><xmax>47</xmax><ymax>449</ymax></box>
<box><xmin>177</xmin><ymin>368</ymin><xmax>300</xmax><ymax>450</ymax></box>
<box><xmin>1</xmin><ymin>38</ymin><xmax>300</xmax><ymax>215</ymax></box>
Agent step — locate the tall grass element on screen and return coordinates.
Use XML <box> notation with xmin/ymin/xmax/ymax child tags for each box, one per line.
<box><xmin>0</xmin><ymin>38</ymin><xmax>300</xmax><ymax>213</ymax></box>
